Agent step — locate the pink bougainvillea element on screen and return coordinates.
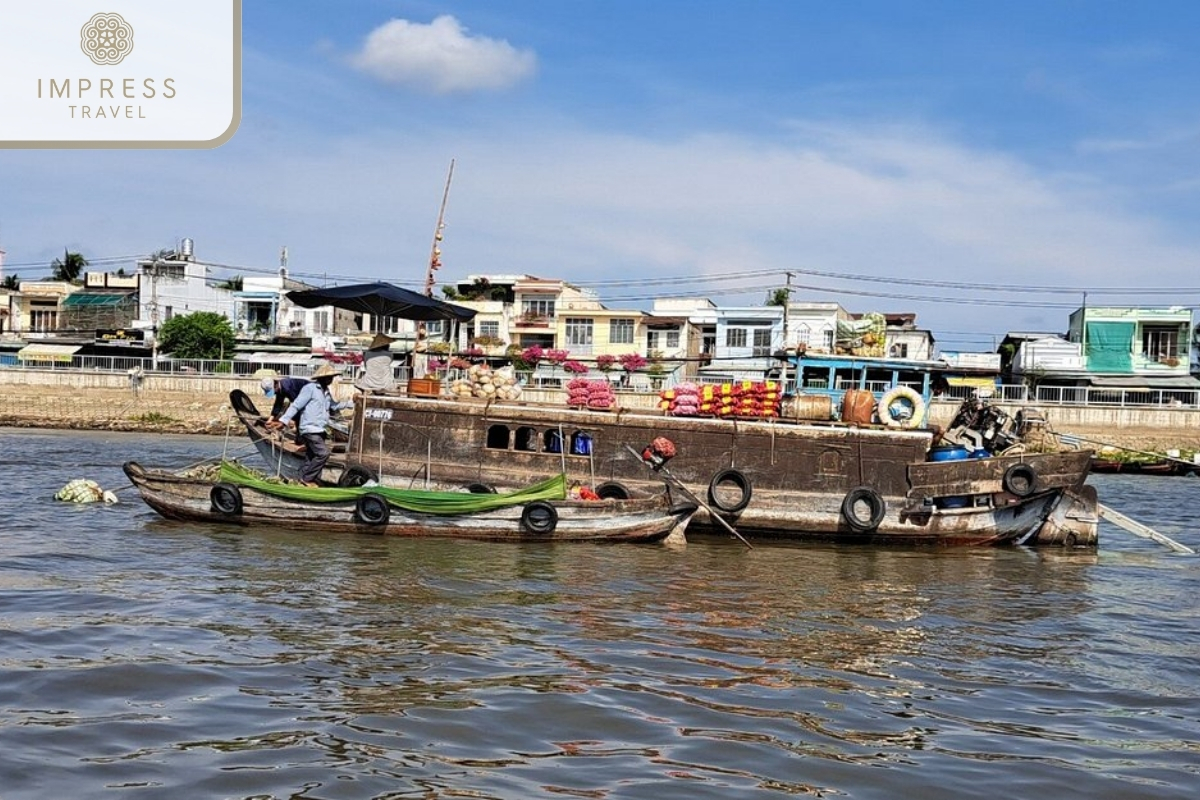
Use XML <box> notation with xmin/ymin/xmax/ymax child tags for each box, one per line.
<box><xmin>520</xmin><ymin>345</ymin><xmax>545</xmax><ymax>366</ymax></box>
<box><xmin>618</xmin><ymin>352</ymin><xmax>647</xmax><ymax>372</ymax></box>
<box><xmin>595</xmin><ymin>354</ymin><xmax>616</xmax><ymax>372</ymax></box>
<box><xmin>563</xmin><ymin>360</ymin><xmax>589</xmax><ymax>374</ymax></box>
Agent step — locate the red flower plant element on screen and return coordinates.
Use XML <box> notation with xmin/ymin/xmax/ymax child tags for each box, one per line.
<box><xmin>520</xmin><ymin>345</ymin><xmax>545</xmax><ymax>366</ymax></box>
<box><xmin>618</xmin><ymin>352</ymin><xmax>647</xmax><ymax>372</ymax></box>
<box><xmin>545</xmin><ymin>348</ymin><xmax>570</xmax><ymax>366</ymax></box>
<box><xmin>563</xmin><ymin>360</ymin><xmax>589</xmax><ymax>374</ymax></box>
<box><xmin>595</xmin><ymin>354</ymin><xmax>616</xmax><ymax>372</ymax></box>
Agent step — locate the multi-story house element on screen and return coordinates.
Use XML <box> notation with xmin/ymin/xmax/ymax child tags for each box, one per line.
<box><xmin>134</xmin><ymin>240</ymin><xmax>354</xmax><ymax>348</ymax></box>
<box><xmin>447</xmin><ymin>274</ymin><xmax>657</xmax><ymax>381</ymax></box>
<box><xmin>1066</xmin><ymin>305</ymin><xmax>1198</xmax><ymax>392</ymax></box>
<box><xmin>784</xmin><ymin>301</ymin><xmax>847</xmax><ymax>354</ymax></box>
<box><xmin>6</xmin><ymin>280</ymin><xmax>76</xmax><ymax>335</ymax></box>
<box><xmin>644</xmin><ymin>297</ymin><xmax>712</xmax><ymax>381</ymax></box>
<box><xmin>879</xmin><ymin>312</ymin><xmax>935</xmax><ymax>360</ymax></box>
<box><xmin>1007</xmin><ymin>306</ymin><xmax>1200</xmax><ymax>395</ymax></box>
<box><xmin>699</xmin><ymin>305</ymin><xmax>784</xmax><ymax>382</ymax></box>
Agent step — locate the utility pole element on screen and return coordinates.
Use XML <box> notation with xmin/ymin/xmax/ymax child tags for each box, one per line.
<box><xmin>1081</xmin><ymin>290</ymin><xmax>1088</xmax><ymax>365</ymax></box>
<box><xmin>780</xmin><ymin>271</ymin><xmax>795</xmax><ymax>391</ymax></box>
<box><xmin>149</xmin><ymin>255</ymin><xmax>161</xmax><ymax>371</ymax></box>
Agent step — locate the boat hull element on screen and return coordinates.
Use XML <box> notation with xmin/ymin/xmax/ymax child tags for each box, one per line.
<box><xmin>230</xmin><ymin>390</ymin><xmax>1098</xmax><ymax>546</ymax></box>
<box><xmin>123</xmin><ymin>461</ymin><xmax>696</xmax><ymax>544</ymax></box>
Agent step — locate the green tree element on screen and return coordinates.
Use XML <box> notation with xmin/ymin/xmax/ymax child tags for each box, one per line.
<box><xmin>765</xmin><ymin>288</ymin><xmax>790</xmax><ymax>306</ymax></box>
<box><xmin>157</xmin><ymin>312</ymin><xmax>236</xmax><ymax>359</ymax></box>
<box><xmin>220</xmin><ymin>275</ymin><xmax>244</xmax><ymax>291</ymax></box>
<box><xmin>1</xmin><ymin>274</ymin><xmax>19</xmax><ymax>290</ymax></box>
<box><xmin>51</xmin><ymin>250</ymin><xmax>88</xmax><ymax>282</ymax></box>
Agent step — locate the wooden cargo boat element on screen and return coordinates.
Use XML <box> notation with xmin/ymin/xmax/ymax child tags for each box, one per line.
<box><xmin>123</xmin><ymin>460</ymin><xmax>698</xmax><ymax>543</ymax></box>
<box><xmin>229</xmin><ymin>389</ymin><xmax>1098</xmax><ymax>546</ymax></box>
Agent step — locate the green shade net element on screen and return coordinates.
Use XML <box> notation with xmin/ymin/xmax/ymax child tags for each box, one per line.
<box><xmin>1084</xmin><ymin>321</ymin><xmax>1135</xmax><ymax>372</ymax></box>
<box><xmin>218</xmin><ymin>461</ymin><xmax>567</xmax><ymax>515</ymax></box>
<box><xmin>60</xmin><ymin>293</ymin><xmax>132</xmax><ymax>306</ymax></box>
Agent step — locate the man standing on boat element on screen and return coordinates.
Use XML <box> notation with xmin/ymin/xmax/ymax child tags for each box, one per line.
<box><xmin>266</xmin><ymin>363</ymin><xmax>353</xmax><ymax>487</ymax></box>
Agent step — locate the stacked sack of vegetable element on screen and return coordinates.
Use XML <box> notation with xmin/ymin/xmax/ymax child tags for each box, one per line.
<box><xmin>449</xmin><ymin>364</ymin><xmax>523</xmax><ymax>401</ymax></box>
<box><xmin>697</xmin><ymin>381</ymin><xmax>782</xmax><ymax>419</ymax></box>
<box><xmin>566</xmin><ymin>378</ymin><xmax>616</xmax><ymax>410</ymax></box>
<box><xmin>658</xmin><ymin>382</ymin><xmax>702</xmax><ymax>416</ymax></box>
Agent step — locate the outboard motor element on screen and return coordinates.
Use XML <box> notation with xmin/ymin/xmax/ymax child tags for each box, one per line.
<box><xmin>942</xmin><ymin>394</ymin><xmax>1018</xmax><ymax>454</ymax></box>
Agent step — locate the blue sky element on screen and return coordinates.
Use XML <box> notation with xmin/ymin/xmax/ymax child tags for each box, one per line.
<box><xmin>4</xmin><ymin>0</ymin><xmax>1200</xmax><ymax>350</ymax></box>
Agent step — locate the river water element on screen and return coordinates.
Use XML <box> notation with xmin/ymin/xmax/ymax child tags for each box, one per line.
<box><xmin>2</xmin><ymin>428</ymin><xmax>1198</xmax><ymax>800</ymax></box>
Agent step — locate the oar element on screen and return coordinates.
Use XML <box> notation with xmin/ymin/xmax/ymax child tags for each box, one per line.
<box><xmin>1057</xmin><ymin>431</ymin><xmax>1197</xmax><ymax>470</ymax></box>
<box><xmin>1098</xmin><ymin>503</ymin><xmax>1195</xmax><ymax>554</ymax></box>
<box><xmin>624</xmin><ymin>444</ymin><xmax>752</xmax><ymax>549</ymax></box>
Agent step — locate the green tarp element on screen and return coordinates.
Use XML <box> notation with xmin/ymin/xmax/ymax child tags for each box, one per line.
<box><xmin>1084</xmin><ymin>321</ymin><xmax>1134</xmax><ymax>373</ymax></box>
<box><xmin>217</xmin><ymin>461</ymin><xmax>567</xmax><ymax>515</ymax></box>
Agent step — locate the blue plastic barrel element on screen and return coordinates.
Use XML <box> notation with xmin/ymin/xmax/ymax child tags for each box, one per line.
<box><xmin>928</xmin><ymin>445</ymin><xmax>970</xmax><ymax>462</ymax></box>
<box><xmin>928</xmin><ymin>445</ymin><xmax>970</xmax><ymax>508</ymax></box>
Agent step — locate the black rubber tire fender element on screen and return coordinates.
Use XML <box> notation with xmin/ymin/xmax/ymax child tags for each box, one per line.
<box><xmin>1002</xmin><ymin>463</ymin><xmax>1038</xmax><ymax>497</ymax></box>
<box><xmin>520</xmin><ymin>501</ymin><xmax>559</xmax><ymax>534</ymax></box>
<box><xmin>708</xmin><ymin>469</ymin><xmax>752</xmax><ymax>514</ymax></box>
<box><xmin>594</xmin><ymin>481</ymin><xmax>631</xmax><ymax>501</ymax></box>
<box><xmin>338</xmin><ymin>465</ymin><xmax>379</xmax><ymax>488</ymax></box>
<box><xmin>465</xmin><ymin>482</ymin><xmax>497</xmax><ymax>494</ymax></box>
<box><xmin>210</xmin><ymin>483</ymin><xmax>244</xmax><ymax>516</ymax></box>
<box><xmin>841</xmin><ymin>486</ymin><xmax>886</xmax><ymax>532</ymax></box>
<box><xmin>355</xmin><ymin>493</ymin><xmax>391</xmax><ymax>525</ymax></box>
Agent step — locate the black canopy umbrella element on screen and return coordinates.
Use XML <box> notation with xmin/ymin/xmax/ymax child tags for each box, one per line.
<box><xmin>286</xmin><ymin>281</ymin><xmax>476</xmax><ymax>322</ymax></box>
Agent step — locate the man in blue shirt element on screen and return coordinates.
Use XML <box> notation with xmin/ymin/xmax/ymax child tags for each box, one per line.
<box><xmin>266</xmin><ymin>363</ymin><xmax>353</xmax><ymax>486</ymax></box>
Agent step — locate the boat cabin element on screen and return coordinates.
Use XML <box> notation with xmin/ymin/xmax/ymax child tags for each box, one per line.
<box><xmin>783</xmin><ymin>352</ymin><xmax>948</xmax><ymax>409</ymax></box>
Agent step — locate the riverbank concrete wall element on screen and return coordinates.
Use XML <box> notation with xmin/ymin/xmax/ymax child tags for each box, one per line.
<box><xmin>2</xmin><ymin>369</ymin><xmax>1197</xmax><ymax>452</ymax></box>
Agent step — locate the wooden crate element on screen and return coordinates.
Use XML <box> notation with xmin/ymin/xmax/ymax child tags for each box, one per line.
<box><xmin>407</xmin><ymin>377</ymin><xmax>442</xmax><ymax>397</ymax></box>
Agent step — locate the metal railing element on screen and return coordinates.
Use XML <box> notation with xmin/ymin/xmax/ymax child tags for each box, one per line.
<box><xmin>2</xmin><ymin>355</ymin><xmax>1198</xmax><ymax>408</ymax></box>
<box><xmin>0</xmin><ymin>354</ymin><xmax>413</xmax><ymax>384</ymax></box>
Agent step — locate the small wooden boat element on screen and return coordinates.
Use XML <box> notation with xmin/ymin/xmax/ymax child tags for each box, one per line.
<box><xmin>1089</xmin><ymin>458</ymin><xmax>1124</xmax><ymax>474</ymax></box>
<box><xmin>123</xmin><ymin>461</ymin><xmax>698</xmax><ymax>543</ymax></box>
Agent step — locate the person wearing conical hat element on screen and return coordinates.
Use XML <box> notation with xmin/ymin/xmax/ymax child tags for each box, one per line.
<box><xmin>355</xmin><ymin>331</ymin><xmax>397</xmax><ymax>394</ymax></box>
<box><xmin>267</xmin><ymin>363</ymin><xmax>353</xmax><ymax>487</ymax></box>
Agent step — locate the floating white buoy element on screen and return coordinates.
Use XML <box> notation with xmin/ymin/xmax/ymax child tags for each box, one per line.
<box><xmin>55</xmin><ymin>478</ymin><xmax>117</xmax><ymax>504</ymax></box>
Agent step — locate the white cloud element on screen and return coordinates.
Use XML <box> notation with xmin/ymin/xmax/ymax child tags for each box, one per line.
<box><xmin>349</xmin><ymin>15</ymin><xmax>536</xmax><ymax>94</ymax></box>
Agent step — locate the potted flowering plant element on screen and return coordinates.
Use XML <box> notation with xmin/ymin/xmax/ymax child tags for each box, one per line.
<box><xmin>596</xmin><ymin>354</ymin><xmax>616</xmax><ymax>374</ymax></box>
<box><xmin>618</xmin><ymin>352</ymin><xmax>647</xmax><ymax>386</ymax></box>
<box><xmin>521</xmin><ymin>344</ymin><xmax>545</xmax><ymax>366</ymax></box>
<box><xmin>563</xmin><ymin>360</ymin><xmax>589</xmax><ymax>375</ymax></box>
<box><xmin>543</xmin><ymin>348</ymin><xmax>569</xmax><ymax>383</ymax></box>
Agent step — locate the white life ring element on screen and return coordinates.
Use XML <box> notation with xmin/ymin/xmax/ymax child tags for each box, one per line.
<box><xmin>879</xmin><ymin>386</ymin><xmax>925</xmax><ymax>429</ymax></box>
